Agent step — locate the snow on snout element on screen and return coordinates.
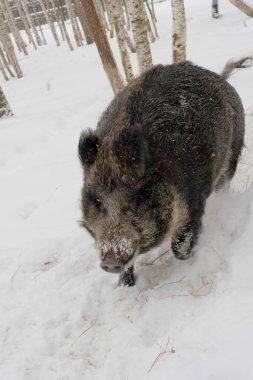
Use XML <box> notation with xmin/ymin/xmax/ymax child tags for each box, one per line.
<box><xmin>98</xmin><ymin>238</ymin><xmax>135</xmax><ymax>262</ymax></box>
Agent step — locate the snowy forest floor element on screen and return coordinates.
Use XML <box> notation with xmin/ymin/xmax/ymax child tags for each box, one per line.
<box><xmin>1</xmin><ymin>0</ymin><xmax>253</xmax><ymax>379</ymax></box>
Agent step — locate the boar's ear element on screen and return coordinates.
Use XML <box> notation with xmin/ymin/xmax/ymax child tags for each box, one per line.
<box><xmin>113</xmin><ymin>126</ymin><xmax>152</xmax><ymax>174</ymax></box>
<box><xmin>78</xmin><ymin>130</ymin><xmax>99</xmax><ymax>167</ymax></box>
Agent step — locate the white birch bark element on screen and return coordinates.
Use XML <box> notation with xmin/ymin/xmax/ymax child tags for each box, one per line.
<box><xmin>0</xmin><ymin>54</ymin><xmax>9</xmax><ymax>80</ymax></box>
<box><xmin>16</xmin><ymin>0</ymin><xmax>37</xmax><ymax>50</ymax></box>
<box><xmin>108</xmin><ymin>0</ymin><xmax>134</xmax><ymax>83</ymax></box>
<box><xmin>128</xmin><ymin>0</ymin><xmax>153</xmax><ymax>73</ymax></box>
<box><xmin>143</xmin><ymin>4</ymin><xmax>155</xmax><ymax>43</ymax></box>
<box><xmin>47</xmin><ymin>0</ymin><xmax>65</xmax><ymax>41</ymax></box>
<box><xmin>65</xmin><ymin>0</ymin><xmax>83</xmax><ymax>47</ymax></box>
<box><xmin>30</xmin><ymin>0</ymin><xmax>47</xmax><ymax>44</ymax></box>
<box><xmin>0</xmin><ymin>14</ymin><xmax>22</xmax><ymax>78</ymax></box>
<box><xmin>1</xmin><ymin>0</ymin><xmax>28</xmax><ymax>55</ymax></box>
<box><xmin>53</xmin><ymin>0</ymin><xmax>74</xmax><ymax>50</ymax></box>
<box><xmin>38</xmin><ymin>0</ymin><xmax>60</xmax><ymax>46</ymax></box>
<box><xmin>145</xmin><ymin>0</ymin><xmax>158</xmax><ymax>38</ymax></box>
<box><xmin>20</xmin><ymin>0</ymin><xmax>43</xmax><ymax>46</ymax></box>
<box><xmin>0</xmin><ymin>43</ymin><xmax>14</xmax><ymax>78</ymax></box>
<box><xmin>123</xmin><ymin>0</ymin><xmax>131</xmax><ymax>30</ymax></box>
<box><xmin>171</xmin><ymin>0</ymin><xmax>186</xmax><ymax>63</ymax></box>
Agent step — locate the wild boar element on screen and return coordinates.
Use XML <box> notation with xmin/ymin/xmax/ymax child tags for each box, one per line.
<box><xmin>79</xmin><ymin>58</ymin><xmax>252</xmax><ymax>286</ymax></box>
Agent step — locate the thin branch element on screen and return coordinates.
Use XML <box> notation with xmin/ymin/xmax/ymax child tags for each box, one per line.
<box><xmin>79</xmin><ymin>319</ymin><xmax>97</xmax><ymax>337</ymax></box>
<box><xmin>148</xmin><ymin>336</ymin><xmax>175</xmax><ymax>372</ymax></box>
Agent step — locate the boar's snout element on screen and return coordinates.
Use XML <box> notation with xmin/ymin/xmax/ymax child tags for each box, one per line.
<box><xmin>100</xmin><ymin>259</ymin><xmax>125</xmax><ymax>274</ymax></box>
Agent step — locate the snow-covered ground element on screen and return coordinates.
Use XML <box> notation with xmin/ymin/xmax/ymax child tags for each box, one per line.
<box><xmin>1</xmin><ymin>1</ymin><xmax>253</xmax><ymax>379</ymax></box>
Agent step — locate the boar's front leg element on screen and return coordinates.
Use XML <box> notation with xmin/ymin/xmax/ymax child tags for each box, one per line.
<box><xmin>171</xmin><ymin>220</ymin><xmax>201</xmax><ymax>260</ymax></box>
<box><xmin>118</xmin><ymin>265</ymin><xmax>135</xmax><ymax>287</ymax></box>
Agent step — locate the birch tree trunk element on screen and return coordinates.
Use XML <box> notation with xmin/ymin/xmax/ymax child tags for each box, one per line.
<box><xmin>229</xmin><ymin>0</ymin><xmax>253</xmax><ymax>16</ymax></box>
<box><xmin>1</xmin><ymin>0</ymin><xmax>28</xmax><ymax>55</ymax></box>
<box><xmin>47</xmin><ymin>0</ymin><xmax>65</xmax><ymax>41</ymax></box>
<box><xmin>0</xmin><ymin>44</ymin><xmax>14</xmax><ymax>78</ymax></box>
<box><xmin>74</xmin><ymin>0</ymin><xmax>94</xmax><ymax>44</ymax></box>
<box><xmin>145</xmin><ymin>0</ymin><xmax>158</xmax><ymax>38</ymax></box>
<box><xmin>16</xmin><ymin>0</ymin><xmax>37</xmax><ymax>50</ymax></box>
<box><xmin>108</xmin><ymin>0</ymin><xmax>134</xmax><ymax>83</ymax></box>
<box><xmin>31</xmin><ymin>0</ymin><xmax>47</xmax><ymax>44</ymax></box>
<box><xmin>65</xmin><ymin>0</ymin><xmax>83</xmax><ymax>46</ymax></box>
<box><xmin>80</xmin><ymin>0</ymin><xmax>124</xmax><ymax>94</ymax></box>
<box><xmin>0</xmin><ymin>14</ymin><xmax>22</xmax><ymax>78</ymax></box>
<box><xmin>38</xmin><ymin>0</ymin><xmax>60</xmax><ymax>46</ymax></box>
<box><xmin>128</xmin><ymin>0</ymin><xmax>153</xmax><ymax>73</ymax></box>
<box><xmin>123</xmin><ymin>0</ymin><xmax>131</xmax><ymax>31</ymax></box>
<box><xmin>0</xmin><ymin>53</ymin><xmax>9</xmax><ymax>80</ymax></box>
<box><xmin>21</xmin><ymin>0</ymin><xmax>43</xmax><ymax>46</ymax></box>
<box><xmin>104</xmin><ymin>0</ymin><xmax>114</xmax><ymax>37</ymax></box>
<box><xmin>171</xmin><ymin>0</ymin><xmax>186</xmax><ymax>63</ymax></box>
<box><xmin>0</xmin><ymin>87</ymin><xmax>13</xmax><ymax>118</ymax></box>
<box><xmin>53</xmin><ymin>0</ymin><xmax>74</xmax><ymax>50</ymax></box>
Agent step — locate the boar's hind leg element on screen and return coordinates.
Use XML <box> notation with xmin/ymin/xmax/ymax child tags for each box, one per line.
<box><xmin>118</xmin><ymin>265</ymin><xmax>135</xmax><ymax>287</ymax></box>
<box><xmin>171</xmin><ymin>220</ymin><xmax>201</xmax><ymax>260</ymax></box>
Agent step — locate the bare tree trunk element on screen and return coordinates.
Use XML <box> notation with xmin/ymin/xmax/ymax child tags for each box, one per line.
<box><xmin>104</xmin><ymin>0</ymin><xmax>114</xmax><ymax>37</ymax></box>
<box><xmin>0</xmin><ymin>53</ymin><xmax>9</xmax><ymax>80</ymax></box>
<box><xmin>31</xmin><ymin>0</ymin><xmax>47</xmax><ymax>44</ymax></box>
<box><xmin>94</xmin><ymin>0</ymin><xmax>109</xmax><ymax>32</ymax></box>
<box><xmin>0</xmin><ymin>87</ymin><xmax>13</xmax><ymax>118</ymax></box>
<box><xmin>0</xmin><ymin>44</ymin><xmax>14</xmax><ymax>78</ymax></box>
<box><xmin>75</xmin><ymin>0</ymin><xmax>94</xmax><ymax>44</ymax></box>
<box><xmin>0</xmin><ymin>14</ymin><xmax>22</xmax><ymax>78</ymax></box>
<box><xmin>124</xmin><ymin>27</ymin><xmax>136</xmax><ymax>53</ymax></box>
<box><xmin>38</xmin><ymin>0</ymin><xmax>60</xmax><ymax>46</ymax></box>
<box><xmin>20</xmin><ymin>0</ymin><xmax>43</xmax><ymax>46</ymax></box>
<box><xmin>123</xmin><ymin>0</ymin><xmax>131</xmax><ymax>30</ymax></box>
<box><xmin>229</xmin><ymin>0</ymin><xmax>253</xmax><ymax>16</ymax></box>
<box><xmin>143</xmin><ymin>4</ymin><xmax>155</xmax><ymax>43</ymax></box>
<box><xmin>151</xmin><ymin>0</ymin><xmax>157</xmax><ymax>22</ymax></box>
<box><xmin>1</xmin><ymin>0</ymin><xmax>28</xmax><ymax>55</ymax></box>
<box><xmin>65</xmin><ymin>0</ymin><xmax>83</xmax><ymax>46</ymax></box>
<box><xmin>171</xmin><ymin>0</ymin><xmax>186</xmax><ymax>63</ymax></box>
<box><xmin>16</xmin><ymin>0</ymin><xmax>37</xmax><ymax>50</ymax></box>
<box><xmin>80</xmin><ymin>0</ymin><xmax>124</xmax><ymax>94</ymax></box>
<box><xmin>128</xmin><ymin>0</ymin><xmax>153</xmax><ymax>73</ymax></box>
<box><xmin>145</xmin><ymin>0</ymin><xmax>158</xmax><ymax>37</ymax></box>
<box><xmin>108</xmin><ymin>0</ymin><xmax>134</xmax><ymax>83</ymax></box>
<box><xmin>48</xmin><ymin>0</ymin><xmax>65</xmax><ymax>41</ymax></box>
<box><xmin>53</xmin><ymin>0</ymin><xmax>74</xmax><ymax>50</ymax></box>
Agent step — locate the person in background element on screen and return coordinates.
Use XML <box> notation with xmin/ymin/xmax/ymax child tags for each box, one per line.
<box><xmin>212</xmin><ymin>0</ymin><xmax>220</xmax><ymax>18</ymax></box>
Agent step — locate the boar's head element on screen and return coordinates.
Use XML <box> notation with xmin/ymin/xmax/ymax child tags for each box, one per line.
<box><xmin>78</xmin><ymin>126</ymin><xmax>170</xmax><ymax>274</ymax></box>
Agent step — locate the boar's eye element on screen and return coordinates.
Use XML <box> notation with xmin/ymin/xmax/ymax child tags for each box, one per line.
<box><xmin>84</xmin><ymin>191</ymin><xmax>105</xmax><ymax>213</ymax></box>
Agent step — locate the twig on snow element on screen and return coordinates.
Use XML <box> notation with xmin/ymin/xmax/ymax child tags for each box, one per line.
<box><xmin>148</xmin><ymin>336</ymin><xmax>175</xmax><ymax>372</ymax></box>
<box><xmin>10</xmin><ymin>264</ymin><xmax>22</xmax><ymax>283</ymax></box>
<box><xmin>79</xmin><ymin>319</ymin><xmax>97</xmax><ymax>337</ymax></box>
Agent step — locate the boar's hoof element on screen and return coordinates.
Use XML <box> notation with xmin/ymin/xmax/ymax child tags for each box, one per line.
<box><xmin>118</xmin><ymin>265</ymin><xmax>135</xmax><ymax>287</ymax></box>
<box><xmin>100</xmin><ymin>259</ymin><xmax>125</xmax><ymax>274</ymax></box>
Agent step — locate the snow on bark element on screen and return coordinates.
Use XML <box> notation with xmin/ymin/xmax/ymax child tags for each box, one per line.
<box><xmin>171</xmin><ymin>0</ymin><xmax>186</xmax><ymax>63</ymax></box>
<box><xmin>128</xmin><ymin>0</ymin><xmax>153</xmax><ymax>73</ymax></box>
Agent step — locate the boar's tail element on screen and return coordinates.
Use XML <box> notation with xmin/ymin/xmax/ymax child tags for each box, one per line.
<box><xmin>221</xmin><ymin>57</ymin><xmax>252</xmax><ymax>80</ymax></box>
